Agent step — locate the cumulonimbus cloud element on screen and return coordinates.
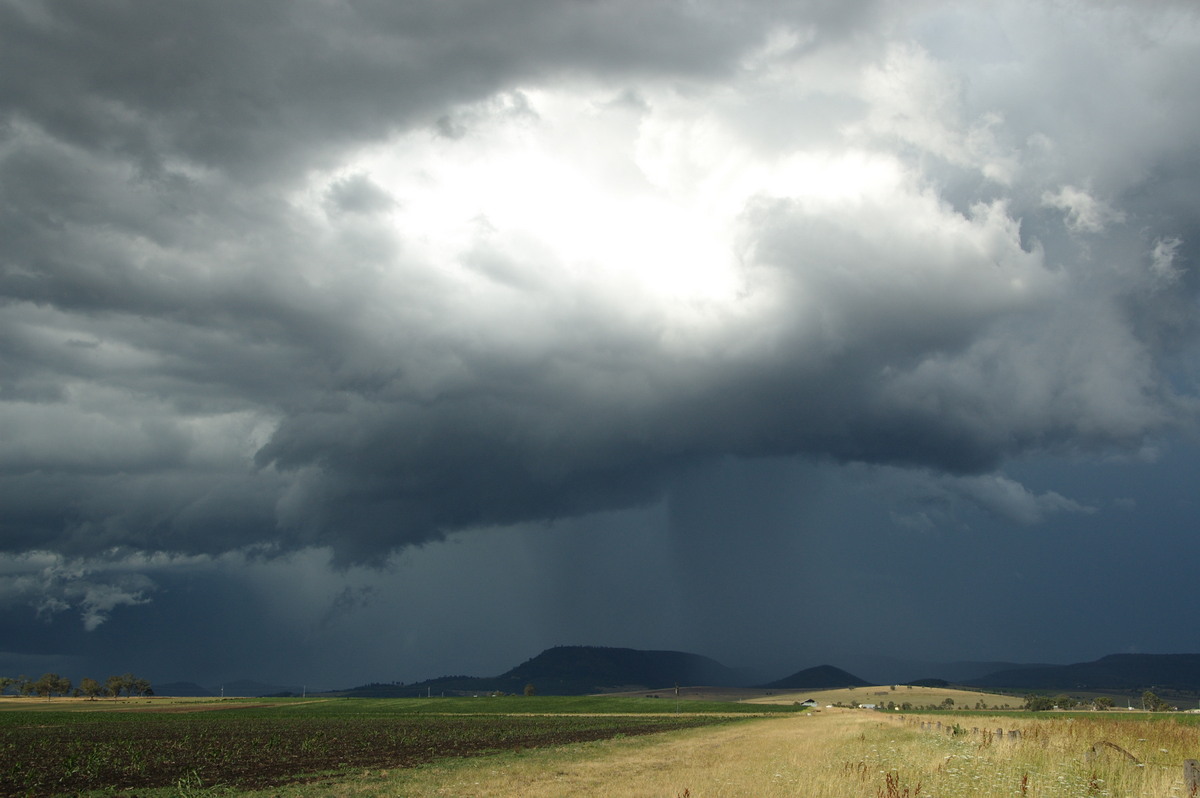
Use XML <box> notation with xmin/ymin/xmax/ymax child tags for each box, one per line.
<box><xmin>0</xmin><ymin>0</ymin><xmax>1196</xmax><ymax>571</ymax></box>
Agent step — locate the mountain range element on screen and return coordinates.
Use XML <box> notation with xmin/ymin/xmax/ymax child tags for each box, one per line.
<box><xmin>329</xmin><ymin>648</ymin><xmax>1200</xmax><ymax>698</ymax></box>
<box><xmin>163</xmin><ymin>648</ymin><xmax>1200</xmax><ymax>698</ymax></box>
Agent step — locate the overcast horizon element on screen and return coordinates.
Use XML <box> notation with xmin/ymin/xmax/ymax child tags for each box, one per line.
<box><xmin>3</xmin><ymin>0</ymin><xmax>1199</xmax><ymax>692</ymax></box>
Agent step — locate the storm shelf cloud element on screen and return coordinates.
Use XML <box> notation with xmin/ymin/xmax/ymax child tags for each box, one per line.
<box><xmin>1</xmin><ymin>0</ymin><xmax>1199</xmax><ymax>686</ymax></box>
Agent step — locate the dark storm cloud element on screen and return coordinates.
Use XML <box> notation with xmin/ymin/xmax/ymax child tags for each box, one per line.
<box><xmin>1</xmin><ymin>0</ymin><xmax>1199</xmax><ymax>639</ymax></box>
<box><xmin>0</xmin><ymin>0</ymin><xmax>882</xmax><ymax>182</ymax></box>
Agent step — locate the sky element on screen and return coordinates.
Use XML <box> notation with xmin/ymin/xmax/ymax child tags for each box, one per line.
<box><xmin>2</xmin><ymin>0</ymin><xmax>1199</xmax><ymax>691</ymax></box>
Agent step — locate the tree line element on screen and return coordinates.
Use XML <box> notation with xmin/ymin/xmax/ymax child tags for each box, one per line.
<box><xmin>1023</xmin><ymin>691</ymin><xmax>1177</xmax><ymax>711</ymax></box>
<box><xmin>0</xmin><ymin>672</ymin><xmax>152</xmax><ymax>700</ymax></box>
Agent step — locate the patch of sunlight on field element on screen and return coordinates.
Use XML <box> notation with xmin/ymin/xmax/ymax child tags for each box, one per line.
<box><xmin>743</xmin><ymin>684</ymin><xmax>1026</xmax><ymax>710</ymax></box>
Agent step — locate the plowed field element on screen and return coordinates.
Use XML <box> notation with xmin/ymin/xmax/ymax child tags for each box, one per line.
<box><xmin>0</xmin><ymin>702</ymin><xmax>743</xmax><ymax>795</ymax></box>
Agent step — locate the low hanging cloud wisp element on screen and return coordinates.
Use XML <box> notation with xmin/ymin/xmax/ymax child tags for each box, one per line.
<box><xmin>0</xmin><ymin>553</ymin><xmax>156</xmax><ymax>631</ymax></box>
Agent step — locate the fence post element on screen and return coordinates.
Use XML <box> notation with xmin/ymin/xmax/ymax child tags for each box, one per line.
<box><xmin>1184</xmin><ymin>759</ymin><xmax>1198</xmax><ymax>795</ymax></box>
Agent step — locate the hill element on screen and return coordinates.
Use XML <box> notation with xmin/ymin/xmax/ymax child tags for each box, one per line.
<box><xmin>335</xmin><ymin>646</ymin><xmax>746</xmax><ymax>697</ymax></box>
<box><xmin>500</xmin><ymin>645</ymin><xmax>742</xmax><ymax>693</ymax></box>
<box><xmin>217</xmin><ymin>679</ymin><xmax>304</xmax><ymax>697</ymax></box>
<box><xmin>849</xmin><ymin>656</ymin><xmax>1049</xmax><ymax>685</ymax></box>
<box><xmin>153</xmin><ymin>681</ymin><xmax>214</xmax><ymax>697</ymax></box>
<box><xmin>967</xmin><ymin>653</ymin><xmax>1200</xmax><ymax>691</ymax></box>
<box><xmin>760</xmin><ymin>664</ymin><xmax>870</xmax><ymax>690</ymax></box>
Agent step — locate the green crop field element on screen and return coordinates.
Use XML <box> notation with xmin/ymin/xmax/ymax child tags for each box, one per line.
<box><xmin>0</xmin><ymin>696</ymin><xmax>795</xmax><ymax>795</ymax></box>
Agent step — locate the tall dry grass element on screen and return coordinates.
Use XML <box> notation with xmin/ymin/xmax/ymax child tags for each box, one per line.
<box><xmin>845</xmin><ymin>713</ymin><xmax>1199</xmax><ymax>798</ymax></box>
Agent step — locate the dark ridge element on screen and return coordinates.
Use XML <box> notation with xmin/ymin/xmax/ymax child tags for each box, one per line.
<box><xmin>967</xmin><ymin>653</ymin><xmax>1200</xmax><ymax>691</ymax></box>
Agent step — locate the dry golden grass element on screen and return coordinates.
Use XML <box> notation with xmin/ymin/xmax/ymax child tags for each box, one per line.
<box><xmin>862</xmin><ymin>712</ymin><xmax>1200</xmax><ymax>798</ymax></box>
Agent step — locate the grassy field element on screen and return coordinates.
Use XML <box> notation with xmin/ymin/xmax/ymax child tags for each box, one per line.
<box><xmin>4</xmin><ymin>694</ymin><xmax>1198</xmax><ymax>796</ymax></box>
<box><xmin>228</xmin><ymin>707</ymin><xmax>1200</xmax><ymax>797</ymax></box>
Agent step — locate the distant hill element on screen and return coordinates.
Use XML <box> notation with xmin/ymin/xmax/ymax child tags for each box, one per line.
<box><xmin>851</xmin><ymin>657</ymin><xmax>1049</xmax><ymax>685</ymax></box>
<box><xmin>335</xmin><ymin>646</ymin><xmax>746</xmax><ymax>697</ymax></box>
<box><xmin>967</xmin><ymin>653</ymin><xmax>1200</xmax><ymax>691</ymax></box>
<box><xmin>925</xmin><ymin>661</ymin><xmax>1052</xmax><ymax>683</ymax></box>
<box><xmin>214</xmin><ymin>680</ymin><xmax>304</xmax><ymax>697</ymax></box>
<box><xmin>501</xmin><ymin>646</ymin><xmax>742</xmax><ymax>693</ymax></box>
<box><xmin>760</xmin><ymin>664</ymin><xmax>871</xmax><ymax>690</ymax></box>
<box><xmin>151</xmin><ymin>680</ymin><xmax>307</xmax><ymax>697</ymax></box>
<box><xmin>153</xmin><ymin>681</ymin><xmax>213</xmax><ymax>697</ymax></box>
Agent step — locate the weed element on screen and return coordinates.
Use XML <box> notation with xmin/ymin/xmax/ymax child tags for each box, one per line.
<box><xmin>173</xmin><ymin>769</ymin><xmax>205</xmax><ymax>797</ymax></box>
<box><xmin>878</xmin><ymin>770</ymin><xmax>921</xmax><ymax>798</ymax></box>
<box><xmin>844</xmin><ymin>760</ymin><xmax>871</xmax><ymax>781</ymax></box>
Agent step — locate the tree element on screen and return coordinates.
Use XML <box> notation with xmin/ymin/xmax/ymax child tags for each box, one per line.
<box><xmin>0</xmin><ymin>677</ymin><xmax>14</xmax><ymax>696</ymax></box>
<box><xmin>1092</xmin><ymin>696</ymin><xmax>1113</xmax><ymax>711</ymax></box>
<box><xmin>105</xmin><ymin>675</ymin><xmax>125</xmax><ymax>698</ymax></box>
<box><xmin>33</xmin><ymin>673</ymin><xmax>71</xmax><ymax>701</ymax></box>
<box><xmin>1024</xmin><ymin>694</ymin><xmax>1055</xmax><ymax>711</ymax></box>
<box><xmin>80</xmin><ymin>677</ymin><xmax>103</xmax><ymax>700</ymax></box>
<box><xmin>1142</xmin><ymin>690</ymin><xmax>1170</xmax><ymax>711</ymax></box>
<box><xmin>523</xmin><ymin>683</ymin><xmax>537</xmax><ymax>697</ymax></box>
<box><xmin>1052</xmin><ymin>694</ymin><xmax>1077</xmax><ymax>710</ymax></box>
<box><xmin>33</xmin><ymin>674</ymin><xmax>55</xmax><ymax>700</ymax></box>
